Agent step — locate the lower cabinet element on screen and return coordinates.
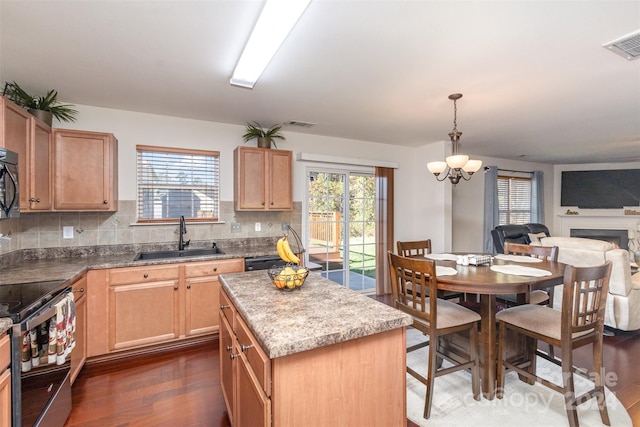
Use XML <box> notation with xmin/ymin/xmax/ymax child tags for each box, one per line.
<box><xmin>87</xmin><ymin>258</ymin><xmax>243</xmax><ymax>357</ymax></box>
<box><xmin>0</xmin><ymin>334</ymin><xmax>10</xmax><ymax>427</ymax></box>
<box><xmin>220</xmin><ymin>289</ymin><xmax>271</xmax><ymax>427</ymax></box>
<box><xmin>70</xmin><ymin>274</ymin><xmax>88</xmax><ymax>384</ymax></box>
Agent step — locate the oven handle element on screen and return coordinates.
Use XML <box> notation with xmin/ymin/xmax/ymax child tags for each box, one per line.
<box><xmin>23</xmin><ymin>290</ymin><xmax>70</xmax><ymax>332</ymax></box>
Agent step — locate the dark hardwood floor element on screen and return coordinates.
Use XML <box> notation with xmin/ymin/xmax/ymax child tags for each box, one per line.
<box><xmin>65</xmin><ymin>296</ymin><xmax>640</xmax><ymax>426</ymax></box>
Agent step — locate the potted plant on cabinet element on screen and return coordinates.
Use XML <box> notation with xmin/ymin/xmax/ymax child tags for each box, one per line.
<box><xmin>242</xmin><ymin>121</ymin><xmax>285</xmax><ymax>149</ymax></box>
<box><xmin>2</xmin><ymin>81</ymin><xmax>78</xmax><ymax>126</ymax></box>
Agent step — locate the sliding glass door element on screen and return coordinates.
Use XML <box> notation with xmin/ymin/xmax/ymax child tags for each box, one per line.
<box><xmin>305</xmin><ymin>169</ymin><xmax>376</xmax><ymax>293</ymax></box>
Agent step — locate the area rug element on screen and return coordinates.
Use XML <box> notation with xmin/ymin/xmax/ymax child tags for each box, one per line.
<box><xmin>406</xmin><ymin>328</ymin><xmax>632</xmax><ymax>427</ymax></box>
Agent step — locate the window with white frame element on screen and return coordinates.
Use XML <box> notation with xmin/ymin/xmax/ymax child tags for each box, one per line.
<box><xmin>497</xmin><ymin>174</ymin><xmax>531</xmax><ymax>225</ymax></box>
<box><xmin>136</xmin><ymin>145</ymin><xmax>220</xmax><ymax>222</ymax></box>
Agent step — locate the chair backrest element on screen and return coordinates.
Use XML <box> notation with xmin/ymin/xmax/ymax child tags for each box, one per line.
<box><xmin>387</xmin><ymin>251</ymin><xmax>437</xmax><ymax>326</ymax></box>
<box><xmin>503</xmin><ymin>241</ymin><xmax>559</xmax><ymax>262</ymax></box>
<box><xmin>561</xmin><ymin>261</ymin><xmax>612</xmax><ymax>339</ymax></box>
<box><xmin>397</xmin><ymin>239</ymin><xmax>432</xmax><ymax>257</ymax></box>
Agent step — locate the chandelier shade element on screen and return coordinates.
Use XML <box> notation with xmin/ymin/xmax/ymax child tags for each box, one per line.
<box><xmin>427</xmin><ymin>93</ymin><xmax>482</xmax><ymax>185</ymax></box>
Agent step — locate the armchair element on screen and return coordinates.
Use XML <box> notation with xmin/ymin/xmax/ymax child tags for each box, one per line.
<box><xmin>491</xmin><ymin>223</ymin><xmax>551</xmax><ymax>254</ymax></box>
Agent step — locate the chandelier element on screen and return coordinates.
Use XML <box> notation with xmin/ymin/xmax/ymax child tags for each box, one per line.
<box><xmin>427</xmin><ymin>93</ymin><xmax>482</xmax><ymax>185</ymax></box>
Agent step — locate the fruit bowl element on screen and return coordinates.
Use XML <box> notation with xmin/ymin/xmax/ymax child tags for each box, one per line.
<box><xmin>268</xmin><ymin>265</ymin><xmax>309</xmax><ymax>291</ymax></box>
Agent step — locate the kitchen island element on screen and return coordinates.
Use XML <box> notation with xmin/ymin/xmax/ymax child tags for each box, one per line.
<box><xmin>219</xmin><ymin>270</ymin><xmax>412</xmax><ymax>427</ymax></box>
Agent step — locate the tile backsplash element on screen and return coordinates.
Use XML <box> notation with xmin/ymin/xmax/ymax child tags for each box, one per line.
<box><xmin>0</xmin><ymin>201</ymin><xmax>302</xmax><ymax>255</ymax></box>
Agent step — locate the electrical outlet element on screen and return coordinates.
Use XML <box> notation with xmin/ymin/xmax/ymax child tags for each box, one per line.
<box><xmin>63</xmin><ymin>226</ymin><xmax>74</xmax><ymax>239</ymax></box>
<box><xmin>255</xmin><ymin>222</ymin><xmax>261</xmax><ymax>232</ymax></box>
<box><xmin>281</xmin><ymin>222</ymin><xmax>290</xmax><ymax>232</ymax></box>
<box><xmin>231</xmin><ymin>223</ymin><xmax>241</xmax><ymax>233</ymax></box>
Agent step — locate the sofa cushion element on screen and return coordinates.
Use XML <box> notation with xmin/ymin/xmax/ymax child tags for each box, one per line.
<box><xmin>540</xmin><ymin>236</ymin><xmax>616</xmax><ymax>252</ymax></box>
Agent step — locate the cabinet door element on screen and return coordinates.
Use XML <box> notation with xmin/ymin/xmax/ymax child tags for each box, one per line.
<box><xmin>219</xmin><ymin>313</ymin><xmax>235</xmax><ymax>426</ymax></box>
<box><xmin>108</xmin><ymin>279</ymin><xmax>180</xmax><ymax>351</ymax></box>
<box><xmin>70</xmin><ymin>275</ymin><xmax>87</xmax><ymax>384</ymax></box>
<box><xmin>185</xmin><ymin>275</ymin><xmax>219</xmax><ymax>336</ymax></box>
<box><xmin>1</xmin><ymin>98</ymin><xmax>30</xmax><ymax>211</ymax></box>
<box><xmin>28</xmin><ymin>119</ymin><xmax>52</xmax><ymax>210</ymax></box>
<box><xmin>0</xmin><ymin>369</ymin><xmax>10</xmax><ymax>427</ymax></box>
<box><xmin>267</xmin><ymin>150</ymin><xmax>292</xmax><ymax>210</ymax></box>
<box><xmin>53</xmin><ymin>129</ymin><xmax>118</xmax><ymax>211</ymax></box>
<box><xmin>236</xmin><ymin>348</ymin><xmax>271</xmax><ymax>427</ymax></box>
<box><xmin>234</xmin><ymin>147</ymin><xmax>266</xmax><ymax>210</ymax></box>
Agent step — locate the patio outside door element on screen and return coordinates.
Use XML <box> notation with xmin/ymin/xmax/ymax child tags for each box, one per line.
<box><xmin>305</xmin><ymin>169</ymin><xmax>376</xmax><ymax>292</ymax></box>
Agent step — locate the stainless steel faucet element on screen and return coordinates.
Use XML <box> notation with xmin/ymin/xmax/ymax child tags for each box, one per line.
<box><xmin>178</xmin><ymin>215</ymin><xmax>190</xmax><ymax>251</ymax></box>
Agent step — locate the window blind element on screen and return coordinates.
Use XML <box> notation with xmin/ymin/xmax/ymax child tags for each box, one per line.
<box><xmin>498</xmin><ymin>175</ymin><xmax>531</xmax><ymax>225</ymax></box>
<box><xmin>136</xmin><ymin>145</ymin><xmax>220</xmax><ymax>222</ymax></box>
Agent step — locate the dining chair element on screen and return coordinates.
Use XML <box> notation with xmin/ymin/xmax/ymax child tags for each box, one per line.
<box><xmin>496</xmin><ymin>261</ymin><xmax>613</xmax><ymax>427</ymax></box>
<box><xmin>397</xmin><ymin>240</ymin><xmax>465</xmax><ymax>301</ymax></box>
<box><xmin>397</xmin><ymin>239</ymin><xmax>432</xmax><ymax>257</ymax></box>
<box><xmin>387</xmin><ymin>251</ymin><xmax>480</xmax><ymax>419</ymax></box>
<box><xmin>501</xmin><ymin>242</ymin><xmax>560</xmax><ymax>306</ymax></box>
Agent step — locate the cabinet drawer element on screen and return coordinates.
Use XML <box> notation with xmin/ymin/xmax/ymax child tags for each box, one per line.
<box><xmin>109</xmin><ymin>265</ymin><xmax>180</xmax><ymax>286</ymax></box>
<box><xmin>219</xmin><ymin>288</ymin><xmax>235</xmax><ymax>329</ymax></box>
<box><xmin>185</xmin><ymin>258</ymin><xmax>244</xmax><ymax>278</ymax></box>
<box><xmin>0</xmin><ymin>334</ymin><xmax>9</xmax><ymax>370</ymax></box>
<box><xmin>236</xmin><ymin>314</ymin><xmax>271</xmax><ymax>396</ymax></box>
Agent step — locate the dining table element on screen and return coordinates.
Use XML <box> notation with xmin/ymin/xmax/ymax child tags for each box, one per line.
<box><xmin>424</xmin><ymin>253</ymin><xmax>567</xmax><ymax>400</ymax></box>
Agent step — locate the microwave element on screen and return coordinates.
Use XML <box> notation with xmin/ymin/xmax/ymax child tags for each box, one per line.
<box><xmin>0</xmin><ymin>148</ymin><xmax>20</xmax><ymax>219</ymax></box>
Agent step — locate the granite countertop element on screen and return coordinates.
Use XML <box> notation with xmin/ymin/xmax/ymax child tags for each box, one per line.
<box><xmin>219</xmin><ymin>270</ymin><xmax>412</xmax><ymax>359</ymax></box>
<box><xmin>0</xmin><ymin>240</ymin><xmax>280</xmax><ymax>334</ymax></box>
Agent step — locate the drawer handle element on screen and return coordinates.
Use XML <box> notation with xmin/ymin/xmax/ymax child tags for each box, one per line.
<box><xmin>241</xmin><ymin>344</ymin><xmax>254</xmax><ymax>352</ymax></box>
<box><xmin>143</xmin><ymin>273</ymin><xmax>149</xmax><ymax>278</ymax></box>
<box><xmin>220</xmin><ymin>304</ymin><xmax>230</xmax><ymax>310</ymax></box>
<box><xmin>230</xmin><ymin>353</ymin><xmax>239</xmax><ymax>360</ymax></box>
<box><xmin>73</xmin><ymin>288</ymin><xmax>85</xmax><ymax>293</ymax></box>
<box><xmin>225</xmin><ymin>345</ymin><xmax>233</xmax><ymax>352</ymax></box>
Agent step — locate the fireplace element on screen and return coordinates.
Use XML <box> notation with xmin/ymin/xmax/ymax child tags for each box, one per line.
<box><xmin>570</xmin><ymin>228</ymin><xmax>629</xmax><ymax>250</ymax></box>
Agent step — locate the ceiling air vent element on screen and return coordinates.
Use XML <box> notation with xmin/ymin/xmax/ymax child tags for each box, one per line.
<box><xmin>287</xmin><ymin>120</ymin><xmax>315</xmax><ymax>128</ymax></box>
<box><xmin>603</xmin><ymin>30</ymin><xmax>640</xmax><ymax>61</ymax></box>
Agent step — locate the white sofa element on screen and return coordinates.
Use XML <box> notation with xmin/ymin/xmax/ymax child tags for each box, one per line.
<box><xmin>536</xmin><ymin>236</ymin><xmax>640</xmax><ymax>331</ymax></box>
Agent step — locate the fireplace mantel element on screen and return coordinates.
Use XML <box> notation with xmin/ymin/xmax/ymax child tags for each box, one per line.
<box><xmin>557</xmin><ymin>213</ymin><xmax>640</xmax><ymax>239</ymax></box>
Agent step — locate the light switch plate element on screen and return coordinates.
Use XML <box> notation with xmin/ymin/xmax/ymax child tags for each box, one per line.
<box><xmin>255</xmin><ymin>222</ymin><xmax>261</xmax><ymax>232</ymax></box>
<box><xmin>63</xmin><ymin>226</ymin><xmax>74</xmax><ymax>239</ymax></box>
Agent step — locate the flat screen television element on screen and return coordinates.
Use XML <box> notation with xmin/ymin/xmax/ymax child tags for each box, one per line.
<box><xmin>561</xmin><ymin>169</ymin><xmax>640</xmax><ymax>209</ymax></box>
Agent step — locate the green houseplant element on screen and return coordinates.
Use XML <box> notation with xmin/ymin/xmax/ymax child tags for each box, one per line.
<box><xmin>2</xmin><ymin>81</ymin><xmax>78</xmax><ymax>126</ymax></box>
<box><xmin>242</xmin><ymin>121</ymin><xmax>285</xmax><ymax>149</ymax></box>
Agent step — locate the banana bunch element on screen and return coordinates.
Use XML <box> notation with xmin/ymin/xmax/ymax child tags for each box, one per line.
<box><xmin>276</xmin><ymin>236</ymin><xmax>300</xmax><ymax>264</ymax></box>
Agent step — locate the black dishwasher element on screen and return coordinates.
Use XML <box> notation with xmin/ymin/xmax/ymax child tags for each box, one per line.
<box><xmin>244</xmin><ymin>255</ymin><xmax>286</xmax><ymax>271</ymax></box>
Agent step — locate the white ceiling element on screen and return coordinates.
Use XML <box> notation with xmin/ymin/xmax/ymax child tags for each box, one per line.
<box><xmin>1</xmin><ymin>0</ymin><xmax>639</xmax><ymax>164</ymax></box>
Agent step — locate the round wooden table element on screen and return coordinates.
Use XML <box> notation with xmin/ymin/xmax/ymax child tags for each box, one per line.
<box><xmin>431</xmin><ymin>256</ymin><xmax>567</xmax><ymax>399</ymax></box>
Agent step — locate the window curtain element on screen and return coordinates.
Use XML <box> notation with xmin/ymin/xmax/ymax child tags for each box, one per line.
<box><xmin>483</xmin><ymin>166</ymin><xmax>499</xmax><ymax>253</ymax></box>
<box><xmin>375</xmin><ymin>167</ymin><xmax>394</xmax><ymax>295</ymax></box>
<box><xmin>530</xmin><ymin>171</ymin><xmax>544</xmax><ymax>224</ymax></box>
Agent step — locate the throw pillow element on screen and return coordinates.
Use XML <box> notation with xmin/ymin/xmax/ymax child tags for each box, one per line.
<box><xmin>528</xmin><ymin>232</ymin><xmax>547</xmax><ymax>244</ymax></box>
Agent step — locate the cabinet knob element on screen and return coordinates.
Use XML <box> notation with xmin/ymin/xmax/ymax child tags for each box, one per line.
<box><xmin>36</xmin><ymin>198</ymin><xmax>41</xmax><ymax>203</ymax></box>
<box><xmin>270</xmin><ymin>201</ymin><xmax>274</xmax><ymax>205</ymax></box>
<box><xmin>73</xmin><ymin>288</ymin><xmax>85</xmax><ymax>294</ymax></box>
<box><xmin>261</xmin><ymin>201</ymin><xmax>265</xmax><ymax>206</ymax></box>
<box><xmin>241</xmin><ymin>344</ymin><xmax>254</xmax><ymax>352</ymax></box>
<box><xmin>29</xmin><ymin>197</ymin><xmax>40</xmax><ymax>203</ymax></box>
<box><xmin>213</xmin><ymin>267</ymin><xmax>218</xmax><ymax>272</ymax></box>
<box><xmin>103</xmin><ymin>200</ymin><xmax>108</xmax><ymax>204</ymax></box>
<box><xmin>187</xmin><ymin>284</ymin><xmax>191</xmax><ymax>289</ymax></box>
<box><xmin>230</xmin><ymin>353</ymin><xmax>239</xmax><ymax>360</ymax></box>
<box><xmin>174</xmin><ymin>285</ymin><xmax>179</xmax><ymax>290</ymax></box>
<box><xmin>225</xmin><ymin>345</ymin><xmax>233</xmax><ymax>352</ymax></box>
<box><xmin>220</xmin><ymin>304</ymin><xmax>230</xmax><ymax>310</ymax></box>
<box><xmin>143</xmin><ymin>273</ymin><xmax>149</xmax><ymax>278</ymax></box>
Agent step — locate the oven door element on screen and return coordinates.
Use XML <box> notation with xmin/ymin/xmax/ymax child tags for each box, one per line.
<box><xmin>11</xmin><ymin>289</ymin><xmax>73</xmax><ymax>427</ymax></box>
<box><xmin>0</xmin><ymin>148</ymin><xmax>20</xmax><ymax>219</ymax></box>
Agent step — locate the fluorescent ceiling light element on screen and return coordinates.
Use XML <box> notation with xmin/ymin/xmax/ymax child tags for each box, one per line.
<box><xmin>230</xmin><ymin>0</ymin><xmax>311</xmax><ymax>89</ymax></box>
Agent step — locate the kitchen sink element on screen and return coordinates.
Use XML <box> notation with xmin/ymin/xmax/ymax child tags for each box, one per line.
<box><xmin>133</xmin><ymin>247</ymin><xmax>225</xmax><ymax>261</ymax></box>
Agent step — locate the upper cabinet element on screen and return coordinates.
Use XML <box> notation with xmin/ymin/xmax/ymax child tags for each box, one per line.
<box><xmin>0</xmin><ymin>96</ymin><xmax>52</xmax><ymax>211</ymax></box>
<box><xmin>53</xmin><ymin>129</ymin><xmax>118</xmax><ymax>211</ymax></box>
<box><xmin>234</xmin><ymin>146</ymin><xmax>292</xmax><ymax>211</ymax></box>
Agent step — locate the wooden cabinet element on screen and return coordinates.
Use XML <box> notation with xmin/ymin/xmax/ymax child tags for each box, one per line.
<box><xmin>70</xmin><ymin>274</ymin><xmax>88</xmax><ymax>384</ymax></box>
<box><xmin>87</xmin><ymin>258</ymin><xmax>244</xmax><ymax>357</ymax></box>
<box><xmin>0</xmin><ymin>334</ymin><xmax>11</xmax><ymax>427</ymax></box>
<box><xmin>220</xmin><ymin>290</ymin><xmax>271</xmax><ymax>427</ymax></box>
<box><xmin>234</xmin><ymin>147</ymin><xmax>292</xmax><ymax>211</ymax></box>
<box><xmin>53</xmin><ymin>129</ymin><xmax>118</xmax><ymax>211</ymax></box>
<box><xmin>0</xmin><ymin>96</ymin><xmax>52</xmax><ymax>211</ymax></box>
